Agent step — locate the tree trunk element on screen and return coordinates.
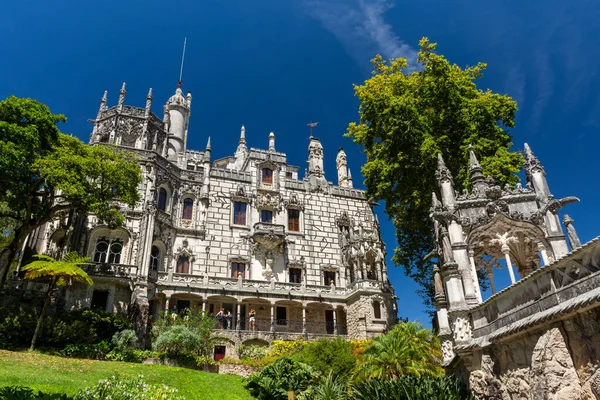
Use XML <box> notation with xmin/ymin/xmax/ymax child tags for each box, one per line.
<box><xmin>30</xmin><ymin>278</ymin><xmax>55</xmax><ymax>351</ymax></box>
<box><xmin>0</xmin><ymin>227</ymin><xmax>29</xmax><ymax>288</ymax></box>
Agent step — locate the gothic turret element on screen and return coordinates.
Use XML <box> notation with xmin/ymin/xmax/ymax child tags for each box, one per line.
<box><xmin>435</xmin><ymin>154</ymin><xmax>456</xmax><ymax>210</ymax></box>
<box><xmin>164</xmin><ymin>85</ymin><xmax>192</xmax><ymax>160</ymax></box>
<box><xmin>336</xmin><ymin>148</ymin><xmax>353</xmax><ymax>188</ymax></box>
<box><xmin>118</xmin><ymin>82</ymin><xmax>126</xmax><ymax>110</ymax></box>
<box><xmin>269</xmin><ymin>131</ymin><xmax>275</xmax><ymax>152</ymax></box>
<box><xmin>307</xmin><ymin>137</ymin><xmax>325</xmax><ymax>177</ymax></box>
<box><xmin>524</xmin><ymin>143</ymin><xmax>550</xmax><ymax>200</ymax></box>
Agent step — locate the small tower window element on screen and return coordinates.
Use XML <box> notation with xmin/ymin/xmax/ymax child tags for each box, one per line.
<box><xmin>324</xmin><ymin>271</ymin><xmax>336</xmax><ymax>286</ymax></box>
<box><xmin>157</xmin><ymin>188</ymin><xmax>167</xmax><ymax>212</ymax></box>
<box><xmin>373</xmin><ymin>301</ymin><xmax>381</xmax><ymax>319</ymax></box>
<box><xmin>289</xmin><ymin>267</ymin><xmax>302</xmax><ymax>284</ymax></box>
<box><xmin>288</xmin><ymin>209</ymin><xmax>300</xmax><ymax>232</ymax></box>
<box><xmin>231</xmin><ymin>262</ymin><xmax>246</xmax><ymax>279</ymax></box>
<box><xmin>260</xmin><ymin>210</ymin><xmax>273</xmax><ymax>223</ymax></box>
<box><xmin>233</xmin><ymin>202</ymin><xmax>247</xmax><ymax>225</ymax></box>
<box><xmin>176</xmin><ymin>255</ymin><xmax>190</xmax><ymax>274</ymax></box>
<box><xmin>149</xmin><ymin>245</ymin><xmax>160</xmax><ymax>271</ymax></box>
<box><xmin>262</xmin><ymin>168</ymin><xmax>273</xmax><ymax>184</ymax></box>
<box><xmin>182</xmin><ymin>198</ymin><xmax>194</xmax><ymax>220</ymax></box>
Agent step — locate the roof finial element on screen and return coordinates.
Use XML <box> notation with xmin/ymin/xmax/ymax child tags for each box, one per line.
<box><xmin>206</xmin><ymin>136</ymin><xmax>211</xmax><ymax>151</ymax></box>
<box><xmin>240</xmin><ymin>125</ymin><xmax>246</xmax><ymax>144</ymax></box>
<box><xmin>145</xmin><ymin>88</ymin><xmax>153</xmax><ymax>111</ymax></box>
<box><xmin>118</xmin><ymin>82</ymin><xmax>126</xmax><ymax>108</ymax></box>
<box><xmin>307</xmin><ymin>121</ymin><xmax>319</xmax><ymax>138</ymax></box>
<box><xmin>99</xmin><ymin>90</ymin><xmax>108</xmax><ymax>113</ymax></box>
<box><xmin>269</xmin><ymin>131</ymin><xmax>275</xmax><ymax>152</ymax></box>
<box><xmin>178</xmin><ymin>37</ymin><xmax>187</xmax><ymax>89</ymax></box>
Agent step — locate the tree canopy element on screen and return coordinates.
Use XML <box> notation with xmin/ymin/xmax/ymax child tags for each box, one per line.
<box><xmin>0</xmin><ymin>96</ymin><xmax>142</xmax><ymax>286</ymax></box>
<box><xmin>346</xmin><ymin>39</ymin><xmax>523</xmax><ymax>310</ymax></box>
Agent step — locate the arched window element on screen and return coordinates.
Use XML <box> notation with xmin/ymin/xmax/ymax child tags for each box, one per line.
<box><xmin>176</xmin><ymin>255</ymin><xmax>190</xmax><ymax>274</ymax></box>
<box><xmin>182</xmin><ymin>198</ymin><xmax>194</xmax><ymax>220</ymax></box>
<box><xmin>94</xmin><ymin>238</ymin><xmax>123</xmax><ymax>264</ymax></box>
<box><xmin>149</xmin><ymin>246</ymin><xmax>160</xmax><ymax>271</ymax></box>
<box><xmin>373</xmin><ymin>301</ymin><xmax>381</xmax><ymax>319</ymax></box>
<box><xmin>157</xmin><ymin>187</ymin><xmax>167</xmax><ymax>212</ymax></box>
<box><xmin>93</xmin><ymin>239</ymin><xmax>109</xmax><ymax>263</ymax></box>
<box><xmin>262</xmin><ymin>168</ymin><xmax>273</xmax><ymax>184</ymax></box>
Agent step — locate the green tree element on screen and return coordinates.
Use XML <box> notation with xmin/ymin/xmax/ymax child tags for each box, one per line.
<box><xmin>21</xmin><ymin>251</ymin><xmax>93</xmax><ymax>350</ymax></box>
<box><xmin>0</xmin><ymin>96</ymin><xmax>141</xmax><ymax>287</ymax></box>
<box><xmin>355</xmin><ymin>321</ymin><xmax>443</xmax><ymax>381</ymax></box>
<box><xmin>346</xmin><ymin>38</ymin><xmax>523</xmax><ymax>309</ymax></box>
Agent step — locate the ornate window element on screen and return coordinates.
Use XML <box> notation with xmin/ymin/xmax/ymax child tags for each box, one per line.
<box><xmin>233</xmin><ymin>202</ymin><xmax>247</xmax><ymax>225</ymax></box>
<box><xmin>324</xmin><ymin>271</ymin><xmax>336</xmax><ymax>286</ymax></box>
<box><xmin>182</xmin><ymin>198</ymin><xmax>194</xmax><ymax>220</ymax></box>
<box><xmin>260</xmin><ymin>210</ymin><xmax>273</xmax><ymax>223</ymax></box>
<box><xmin>149</xmin><ymin>245</ymin><xmax>160</xmax><ymax>271</ymax></box>
<box><xmin>176</xmin><ymin>255</ymin><xmax>190</xmax><ymax>274</ymax></box>
<box><xmin>262</xmin><ymin>168</ymin><xmax>273</xmax><ymax>184</ymax></box>
<box><xmin>288</xmin><ymin>209</ymin><xmax>300</xmax><ymax>232</ymax></box>
<box><xmin>231</xmin><ymin>262</ymin><xmax>246</xmax><ymax>279</ymax></box>
<box><xmin>373</xmin><ymin>301</ymin><xmax>381</xmax><ymax>319</ymax></box>
<box><xmin>289</xmin><ymin>267</ymin><xmax>302</xmax><ymax>284</ymax></box>
<box><xmin>94</xmin><ymin>238</ymin><xmax>122</xmax><ymax>264</ymax></box>
<box><xmin>157</xmin><ymin>188</ymin><xmax>167</xmax><ymax>212</ymax></box>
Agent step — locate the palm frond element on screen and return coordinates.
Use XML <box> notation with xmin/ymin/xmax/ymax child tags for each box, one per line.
<box><xmin>22</xmin><ymin>252</ymin><xmax>93</xmax><ymax>286</ymax></box>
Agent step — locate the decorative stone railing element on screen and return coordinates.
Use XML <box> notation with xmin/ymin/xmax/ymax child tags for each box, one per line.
<box><xmin>467</xmin><ymin>237</ymin><xmax>600</xmax><ymax>345</ymax></box>
<box><xmin>157</xmin><ymin>273</ymin><xmax>386</xmax><ymax>299</ymax></box>
<box><xmin>253</xmin><ymin>222</ymin><xmax>285</xmax><ymax>237</ymax></box>
<box><xmin>84</xmin><ymin>262</ymin><xmax>138</xmax><ymax>278</ymax></box>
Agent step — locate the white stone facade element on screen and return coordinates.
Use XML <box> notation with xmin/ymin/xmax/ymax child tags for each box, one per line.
<box><xmin>30</xmin><ymin>84</ymin><xmax>398</xmax><ymax>345</ymax></box>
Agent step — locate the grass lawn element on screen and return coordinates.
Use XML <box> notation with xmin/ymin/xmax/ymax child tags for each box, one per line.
<box><xmin>0</xmin><ymin>350</ymin><xmax>254</xmax><ymax>399</ymax></box>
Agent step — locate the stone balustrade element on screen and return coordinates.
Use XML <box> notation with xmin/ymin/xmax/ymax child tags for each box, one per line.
<box><xmin>84</xmin><ymin>262</ymin><xmax>138</xmax><ymax>278</ymax></box>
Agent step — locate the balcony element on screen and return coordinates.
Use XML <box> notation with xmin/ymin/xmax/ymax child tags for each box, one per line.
<box><xmin>253</xmin><ymin>222</ymin><xmax>285</xmax><ymax>237</ymax></box>
<box><xmin>214</xmin><ymin>317</ymin><xmax>347</xmax><ymax>336</ymax></box>
<box><xmin>83</xmin><ymin>263</ymin><xmax>137</xmax><ymax>278</ymax></box>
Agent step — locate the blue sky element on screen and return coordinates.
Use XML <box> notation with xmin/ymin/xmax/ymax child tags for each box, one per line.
<box><xmin>2</xmin><ymin>0</ymin><xmax>599</xmax><ymax>325</ymax></box>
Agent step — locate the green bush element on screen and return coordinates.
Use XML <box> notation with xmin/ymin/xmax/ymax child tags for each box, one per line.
<box><xmin>60</xmin><ymin>341</ymin><xmax>111</xmax><ymax>360</ymax></box>
<box><xmin>0</xmin><ymin>304</ymin><xmax>131</xmax><ymax>350</ymax></box>
<box><xmin>152</xmin><ymin>325</ymin><xmax>202</xmax><ymax>359</ymax></box>
<box><xmin>105</xmin><ymin>349</ymin><xmax>155</xmax><ymax>363</ymax></box>
<box><xmin>245</xmin><ymin>357</ymin><xmax>316</xmax><ymax>400</ymax></box>
<box><xmin>237</xmin><ymin>344</ymin><xmax>269</xmax><ymax>360</ymax></box>
<box><xmin>0</xmin><ymin>385</ymin><xmax>72</xmax><ymax>399</ymax></box>
<box><xmin>291</xmin><ymin>337</ymin><xmax>357</xmax><ymax>383</ymax></box>
<box><xmin>350</xmin><ymin>376</ymin><xmax>472</xmax><ymax>400</ymax></box>
<box><xmin>73</xmin><ymin>375</ymin><xmax>183</xmax><ymax>400</ymax></box>
<box><xmin>299</xmin><ymin>373</ymin><xmax>348</xmax><ymax>400</ymax></box>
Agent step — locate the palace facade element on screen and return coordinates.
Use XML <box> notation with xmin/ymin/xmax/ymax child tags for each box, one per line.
<box><xmin>22</xmin><ymin>83</ymin><xmax>397</xmax><ymax>352</ymax></box>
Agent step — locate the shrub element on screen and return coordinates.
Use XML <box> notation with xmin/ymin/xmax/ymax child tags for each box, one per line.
<box><xmin>111</xmin><ymin>329</ymin><xmax>137</xmax><ymax>352</ymax></box>
<box><xmin>105</xmin><ymin>349</ymin><xmax>155</xmax><ymax>363</ymax></box>
<box><xmin>245</xmin><ymin>357</ymin><xmax>316</xmax><ymax>400</ymax></box>
<box><xmin>60</xmin><ymin>341</ymin><xmax>111</xmax><ymax>360</ymax></box>
<box><xmin>268</xmin><ymin>340</ymin><xmax>307</xmax><ymax>357</ymax></box>
<box><xmin>0</xmin><ymin>385</ymin><xmax>72</xmax><ymax>399</ymax></box>
<box><xmin>152</xmin><ymin>325</ymin><xmax>201</xmax><ymax>359</ymax></box>
<box><xmin>291</xmin><ymin>338</ymin><xmax>357</xmax><ymax>383</ymax></box>
<box><xmin>299</xmin><ymin>373</ymin><xmax>348</xmax><ymax>400</ymax></box>
<box><xmin>351</xmin><ymin>376</ymin><xmax>473</xmax><ymax>400</ymax></box>
<box><xmin>0</xmin><ymin>305</ymin><xmax>37</xmax><ymax>349</ymax></box>
<box><xmin>237</xmin><ymin>344</ymin><xmax>269</xmax><ymax>360</ymax></box>
<box><xmin>73</xmin><ymin>375</ymin><xmax>183</xmax><ymax>400</ymax></box>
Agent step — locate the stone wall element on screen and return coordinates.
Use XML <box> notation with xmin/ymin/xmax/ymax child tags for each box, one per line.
<box><xmin>461</xmin><ymin>308</ymin><xmax>600</xmax><ymax>399</ymax></box>
<box><xmin>218</xmin><ymin>363</ymin><xmax>259</xmax><ymax>378</ymax></box>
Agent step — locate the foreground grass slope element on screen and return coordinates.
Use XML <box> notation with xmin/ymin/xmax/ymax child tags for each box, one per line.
<box><xmin>0</xmin><ymin>350</ymin><xmax>252</xmax><ymax>400</ymax></box>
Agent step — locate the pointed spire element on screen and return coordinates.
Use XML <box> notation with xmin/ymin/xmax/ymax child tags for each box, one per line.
<box><xmin>435</xmin><ymin>153</ymin><xmax>453</xmax><ymax>186</ymax></box>
<box><xmin>98</xmin><ymin>90</ymin><xmax>108</xmax><ymax>115</ymax></box>
<box><xmin>269</xmin><ymin>131</ymin><xmax>275</xmax><ymax>152</ymax></box>
<box><xmin>563</xmin><ymin>215</ymin><xmax>582</xmax><ymax>249</ymax></box>
<box><xmin>145</xmin><ymin>88</ymin><xmax>153</xmax><ymax>111</ymax></box>
<box><xmin>468</xmin><ymin>145</ymin><xmax>487</xmax><ymax>195</ymax></box>
<box><xmin>118</xmin><ymin>82</ymin><xmax>126</xmax><ymax>108</ymax></box>
<box><xmin>239</xmin><ymin>125</ymin><xmax>246</xmax><ymax>145</ymax></box>
<box><xmin>206</xmin><ymin>136</ymin><xmax>211</xmax><ymax>151</ymax></box>
<box><xmin>186</xmin><ymin>91</ymin><xmax>192</xmax><ymax>108</ymax></box>
<box><xmin>347</xmin><ymin>168</ymin><xmax>352</xmax><ymax>179</ymax></box>
<box><xmin>203</xmin><ymin>137</ymin><xmax>212</xmax><ymax>163</ymax></box>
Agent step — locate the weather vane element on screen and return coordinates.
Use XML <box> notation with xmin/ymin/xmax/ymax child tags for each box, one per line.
<box><xmin>178</xmin><ymin>37</ymin><xmax>187</xmax><ymax>88</ymax></box>
<box><xmin>307</xmin><ymin>121</ymin><xmax>319</xmax><ymax>138</ymax></box>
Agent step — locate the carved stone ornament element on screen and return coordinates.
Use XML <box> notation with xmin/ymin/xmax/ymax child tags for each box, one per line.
<box><xmin>118</xmin><ymin>118</ymin><xmax>143</xmax><ymax>147</ymax></box>
<box><xmin>336</xmin><ymin>211</ymin><xmax>352</xmax><ymax>227</ymax></box>
<box><xmin>284</xmin><ymin>193</ymin><xmax>304</xmax><ymax>210</ymax></box>
<box><xmin>256</xmin><ymin>192</ymin><xmax>281</xmax><ymax>210</ymax></box>
<box><xmin>441</xmin><ymin>339</ymin><xmax>455</xmax><ymax>363</ymax></box>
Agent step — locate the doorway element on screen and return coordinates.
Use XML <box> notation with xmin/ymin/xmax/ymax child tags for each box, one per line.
<box><xmin>213</xmin><ymin>345</ymin><xmax>226</xmax><ymax>361</ymax></box>
<box><xmin>325</xmin><ymin>310</ymin><xmax>335</xmax><ymax>334</ymax></box>
<box><xmin>91</xmin><ymin>290</ymin><xmax>109</xmax><ymax>311</ymax></box>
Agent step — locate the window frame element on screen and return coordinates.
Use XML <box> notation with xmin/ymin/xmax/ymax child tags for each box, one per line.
<box><xmin>324</xmin><ymin>270</ymin><xmax>336</xmax><ymax>286</ymax></box>
<box><xmin>231</xmin><ymin>262</ymin><xmax>246</xmax><ymax>279</ymax></box>
<box><xmin>94</xmin><ymin>238</ymin><xmax>123</xmax><ymax>264</ymax></box>
<box><xmin>149</xmin><ymin>245</ymin><xmax>160</xmax><ymax>271</ymax></box>
<box><xmin>182</xmin><ymin>198</ymin><xmax>194</xmax><ymax>220</ymax></box>
<box><xmin>287</xmin><ymin>209</ymin><xmax>300</xmax><ymax>232</ymax></box>
<box><xmin>262</xmin><ymin>168</ymin><xmax>273</xmax><ymax>184</ymax></box>
<box><xmin>260</xmin><ymin>209</ymin><xmax>273</xmax><ymax>223</ymax></box>
<box><xmin>176</xmin><ymin>255</ymin><xmax>190</xmax><ymax>274</ymax></box>
<box><xmin>157</xmin><ymin>187</ymin><xmax>168</xmax><ymax>212</ymax></box>
<box><xmin>373</xmin><ymin>300</ymin><xmax>382</xmax><ymax>319</ymax></box>
<box><xmin>289</xmin><ymin>267</ymin><xmax>302</xmax><ymax>284</ymax></box>
<box><xmin>233</xmin><ymin>201</ymin><xmax>247</xmax><ymax>226</ymax></box>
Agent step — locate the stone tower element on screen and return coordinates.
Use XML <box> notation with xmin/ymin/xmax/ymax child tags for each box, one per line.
<box><xmin>164</xmin><ymin>85</ymin><xmax>192</xmax><ymax>160</ymax></box>
<box><xmin>336</xmin><ymin>148</ymin><xmax>353</xmax><ymax>188</ymax></box>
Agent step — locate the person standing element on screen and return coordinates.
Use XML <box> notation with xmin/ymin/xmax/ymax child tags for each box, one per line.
<box><xmin>249</xmin><ymin>308</ymin><xmax>256</xmax><ymax>331</ymax></box>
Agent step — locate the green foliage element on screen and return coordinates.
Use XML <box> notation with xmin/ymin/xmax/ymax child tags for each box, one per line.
<box><xmin>245</xmin><ymin>357</ymin><xmax>316</xmax><ymax>400</ymax></box>
<box><xmin>291</xmin><ymin>337</ymin><xmax>357</xmax><ymax>383</ymax></box>
<box><xmin>346</xmin><ymin>38</ymin><xmax>523</xmax><ymax>309</ymax></box>
<box><xmin>112</xmin><ymin>329</ymin><xmax>137</xmax><ymax>352</ymax></box>
<box><xmin>151</xmin><ymin>309</ymin><xmax>226</xmax><ymax>358</ymax></box>
<box><xmin>72</xmin><ymin>375</ymin><xmax>184</xmax><ymax>400</ymax></box>
<box><xmin>0</xmin><ymin>96</ymin><xmax>141</xmax><ymax>285</ymax></box>
<box><xmin>152</xmin><ymin>325</ymin><xmax>202</xmax><ymax>359</ymax></box>
<box><xmin>355</xmin><ymin>321</ymin><xmax>443</xmax><ymax>381</ymax></box>
<box><xmin>0</xmin><ymin>304</ymin><xmax>130</xmax><ymax>350</ymax></box>
<box><xmin>237</xmin><ymin>344</ymin><xmax>269</xmax><ymax>360</ymax></box>
<box><xmin>60</xmin><ymin>341</ymin><xmax>111</xmax><ymax>360</ymax></box>
<box><xmin>299</xmin><ymin>373</ymin><xmax>348</xmax><ymax>400</ymax></box>
<box><xmin>22</xmin><ymin>252</ymin><xmax>93</xmax><ymax>287</ymax></box>
<box><xmin>105</xmin><ymin>349</ymin><xmax>156</xmax><ymax>363</ymax></box>
<box><xmin>351</xmin><ymin>376</ymin><xmax>472</xmax><ymax>400</ymax></box>
<box><xmin>268</xmin><ymin>339</ymin><xmax>307</xmax><ymax>357</ymax></box>
<box><xmin>0</xmin><ymin>386</ymin><xmax>73</xmax><ymax>400</ymax></box>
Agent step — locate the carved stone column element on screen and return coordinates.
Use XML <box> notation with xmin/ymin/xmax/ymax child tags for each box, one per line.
<box><xmin>236</xmin><ymin>301</ymin><xmax>241</xmax><ymax>331</ymax></box>
<box><xmin>302</xmin><ymin>304</ymin><xmax>307</xmax><ymax>334</ymax></box>
<box><xmin>502</xmin><ymin>243</ymin><xmax>516</xmax><ymax>284</ymax></box>
<box><xmin>270</xmin><ymin>302</ymin><xmax>275</xmax><ymax>333</ymax></box>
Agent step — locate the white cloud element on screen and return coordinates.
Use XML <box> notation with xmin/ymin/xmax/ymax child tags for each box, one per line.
<box><xmin>303</xmin><ymin>0</ymin><xmax>417</xmax><ymax>71</ymax></box>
